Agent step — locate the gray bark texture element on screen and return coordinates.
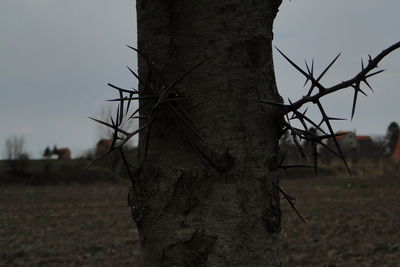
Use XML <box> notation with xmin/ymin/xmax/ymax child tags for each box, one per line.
<box><xmin>135</xmin><ymin>1</ymin><xmax>283</xmax><ymax>266</ymax></box>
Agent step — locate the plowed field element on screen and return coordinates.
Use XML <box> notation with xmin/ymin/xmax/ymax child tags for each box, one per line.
<box><xmin>1</xmin><ymin>176</ymin><xmax>399</xmax><ymax>266</ymax></box>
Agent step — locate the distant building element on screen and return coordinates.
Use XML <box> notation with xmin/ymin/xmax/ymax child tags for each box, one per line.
<box><xmin>335</xmin><ymin>131</ymin><xmax>358</xmax><ymax>151</ymax></box>
<box><xmin>96</xmin><ymin>139</ymin><xmax>113</xmax><ymax>156</ymax></box>
<box><xmin>334</xmin><ymin>131</ymin><xmax>373</xmax><ymax>155</ymax></box>
<box><xmin>55</xmin><ymin>148</ymin><xmax>71</xmax><ymax>160</ymax></box>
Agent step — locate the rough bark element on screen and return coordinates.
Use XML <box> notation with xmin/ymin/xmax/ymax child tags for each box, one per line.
<box><xmin>135</xmin><ymin>1</ymin><xmax>283</xmax><ymax>266</ymax></box>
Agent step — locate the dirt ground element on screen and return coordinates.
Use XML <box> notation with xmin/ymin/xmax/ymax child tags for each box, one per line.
<box><xmin>0</xmin><ymin>176</ymin><xmax>399</xmax><ymax>266</ymax></box>
<box><xmin>279</xmin><ymin>175</ymin><xmax>400</xmax><ymax>267</ymax></box>
<box><xmin>0</xmin><ymin>184</ymin><xmax>143</xmax><ymax>267</ymax></box>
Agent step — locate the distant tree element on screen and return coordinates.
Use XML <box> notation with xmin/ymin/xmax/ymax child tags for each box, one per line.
<box><xmin>5</xmin><ymin>136</ymin><xmax>25</xmax><ymax>160</ymax></box>
<box><xmin>52</xmin><ymin>145</ymin><xmax>58</xmax><ymax>155</ymax></box>
<box><xmin>4</xmin><ymin>135</ymin><xmax>29</xmax><ymax>174</ymax></box>
<box><xmin>43</xmin><ymin>146</ymin><xmax>52</xmax><ymax>158</ymax></box>
<box><xmin>385</xmin><ymin>122</ymin><xmax>399</xmax><ymax>155</ymax></box>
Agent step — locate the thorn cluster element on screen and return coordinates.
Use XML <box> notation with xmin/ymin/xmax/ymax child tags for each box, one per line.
<box><xmin>89</xmin><ymin>46</ymin><xmax>209</xmax><ymax>184</ymax></box>
<box><xmin>267</xmin><ymin>41</ymin><xmax>400</xmax><ymax>223</ymax></box>
<box><xmin>260</xmin><ymin>42</ymin><xmax>400</xmax><ymax>175</ymax></box>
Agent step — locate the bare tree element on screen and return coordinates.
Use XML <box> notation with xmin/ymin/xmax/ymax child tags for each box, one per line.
<box><xmin>5</xmin><ymin>135</ymin><xmax>29</xmax><ymax>174</ymax></box>
<box><xmin>92</xmin><ymin>1</ymin><xmax>400</xmax><ymax>265</ymax></box>
<box><xmin>5</xmin><ymin>136</ymin><xmax>26</xmax><ymax>160</ymax></box>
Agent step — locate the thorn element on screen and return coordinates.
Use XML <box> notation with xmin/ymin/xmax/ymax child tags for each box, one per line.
<box><xmin>358</xmin><ymin>88</ymin><xmax>368</xmax><ymax>97</ymax></box>
<box><xmin>110</xmin><ymin>115</ymin><xmax>116</xmax><ymax>128</ymax></box>
<box><xmin>126</xmin><ymin>92</ymin><xmax>133</xmax><ymax>116</ymax></box>
<box><xmin>119</xmin><ymin>91</ymin><xmax>124</xmax><ymax>125</ymax></box>
<box><xmin>131</xmin><ymin>116</ymin><xmax>149</xmax><ymax>119</ymax></box>
<box><xmin>108</xmin><ymin>83</ymin><xmax>134</xmax><ymax>94</ymax></box>
<box><xmin>362</xmin><ymin>78</ymin><xmax>374</xmax><ymax>92</ymax></box>
<box><xmin>167</xmin><ymin>103</ymin><xmax>203</xmax><ymax>140</ymax></box>
<box><xmin>275</xmin><ymin>47</ymin><xmax>309</xmax><ymax>78</ymax></box>
<box><xmin>89</xmin><ymin>117</ymin><xmax>129</xmax><ymax>136</ymax></box>
<box><xmin>303</xmin><ymin>59</ymin><xmax>312</xmax><ymax>87</ymax></box>
<box><xmin>126</xmin><ymin>45</ymin><xmax>164</xmax><ymax>86</ymax></box>
<box><xmin>292</xmin><ymin>110</ymin><xmax>327</xmax><ymax>135</ymax></box>
<box><xmin>278</xmin><ymin>186</ymin><xmax>307</xmax><ymax>224</ymax></box>
<box><xmin>316</xmin><ymin>101</ymin><xmax>351</xmax><ymax>175</ymax></box>
<box><xmin>326</xmin><ymin>116</ymin><xmax>346</xmax><ymax>121</ymax></box>
<box><xmin>107</xmin><ymin>96</ymin><xmax>157</xmax><ymax>102</ymax></box>
<box><xmin>116</xmin><ymin>105</ymin><xmax>121</xmax><ymax>126</ymax></box>
<box><xmin>351</xmin><ymin>82</ymin><xmax>368</xmax><ymax>120</ymax></box>
<box><xmin>365</xmin><ymin>69</ymin><xmax>385</xmax><ymax>79</ymax></box>
<box><xmin>128</xmin><ymin>101</ymin><xmax>151</xmax><ymax>119</ymax></box>
<box><xmin>307</xmin><ymin>53</ymin><xmax>341</xmax><ymax>96</ymax></box>
<box><xmin>256</xmin><ymin>100</ymin><xmax>290</xmax><ymax>110</ymax></box>
<box><xmin>351</xmin><ymin>89</ymin><xmax>357</xmax><ymax>121</ymax></box>
<box><xmin>173</xmin><ymin>117</ymin><xmax>219</xmax><ymax>171</ymax></box>
<box><xmin>164</xmin><ymin>59</ymin><xmax>207</xmax><ymax>95</ymax></box>
<box><xmin>311</xmin><ymin>58</ymin><xmax>314</xmax><ymax>77</ymax></box>
<box><xmin>126</xmin><ymin>66</ymin><xmax>146</xmax><ymax>88</ymax></box>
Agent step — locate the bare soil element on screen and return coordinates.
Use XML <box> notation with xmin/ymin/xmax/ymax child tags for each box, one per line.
<box><xmin>280</xmin><ymin>175</ymin><xmax>400</xmax><ymax>267</ymax></box>
<box><xmin>0</xmin><ymin>183</ymin><xmax>142</xmax><ymax>267</ymax></box>
<box><xmin>1</xmin><ymin>176</ymin><xmax>399</xmax><ymax>266</ymax></box>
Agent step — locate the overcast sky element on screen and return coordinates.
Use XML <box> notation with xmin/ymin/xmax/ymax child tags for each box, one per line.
<box><xmin>1</xmin><ymin>0</ymin><xmax>399</xmax><ymax>158</ymax></box>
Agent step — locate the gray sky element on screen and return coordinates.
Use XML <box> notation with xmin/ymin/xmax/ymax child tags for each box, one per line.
<box><xmin>274</xmin><ymin>0</ymin><xmax>400</xmax><ymax>138</ymax></box>
<box><xmin>1</xmin><ymin>0</ymin><xmax>399</xmax><ymax>158</ymax></box>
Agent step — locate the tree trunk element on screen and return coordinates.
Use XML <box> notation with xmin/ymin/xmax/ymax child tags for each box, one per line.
<box><xmin>135</xmin><ymin>1</ymin><xmax>283</xmax><ymax>266</ymax></box>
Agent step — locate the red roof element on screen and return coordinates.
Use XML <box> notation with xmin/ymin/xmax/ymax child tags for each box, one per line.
<box><xmin>334</xmin><ymin>131</ymin><xmax>371</xmax><ymax>142</ymax></box>
<box><xmin>356</xmin><ymin>135</ymin><xmax>372</xmax><ymax>141</ymax></box>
